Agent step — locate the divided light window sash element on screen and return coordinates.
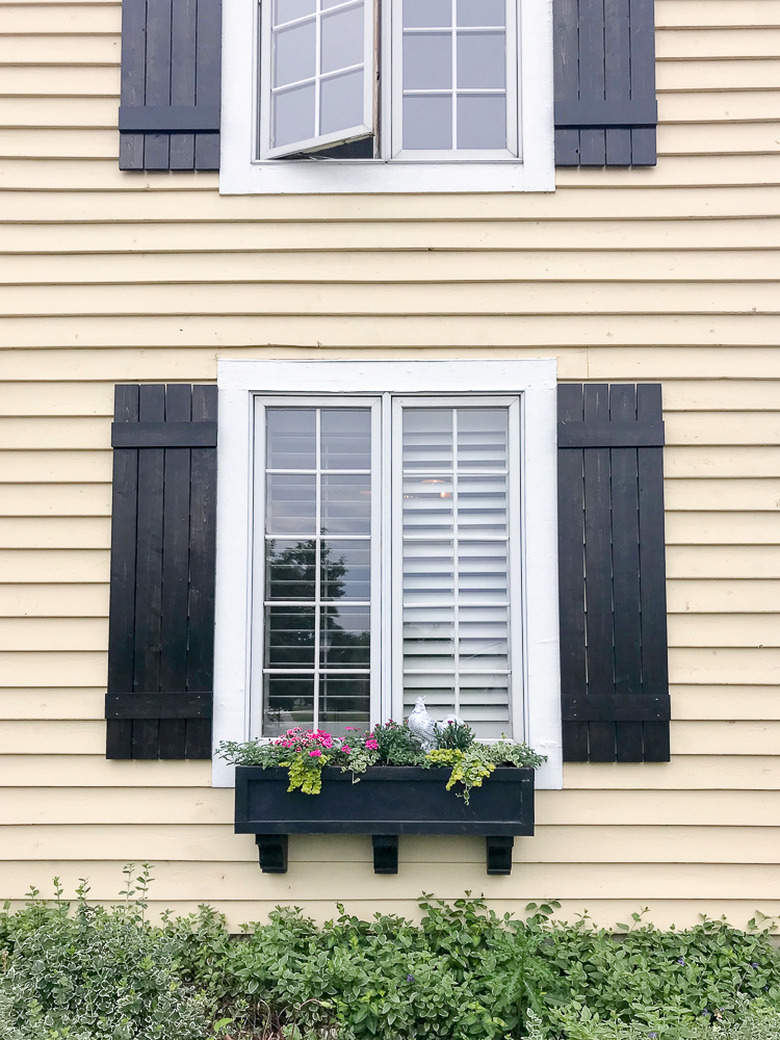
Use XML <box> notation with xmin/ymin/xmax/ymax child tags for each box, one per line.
<box><xmin>258</xmin><ymin>0</ymin><xmax>376</xmax><ymax>159</ymax></box>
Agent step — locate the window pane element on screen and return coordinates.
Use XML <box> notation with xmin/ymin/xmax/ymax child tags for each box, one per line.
<box><xmin>265</xmin><ymin>606</ymin><xmax>315</xmax><ymax>666</ymax></box>
<box><xmin>403</xmin><ymin>95</ymin><xmax>452</xmax><ymax>150</ymax></box>
<box><xmin>321</xmin><ymin>409</ymin><xmax>371</xmax><ymax>469</ymax></box>
<box><xmin>272</xmin><ymin>83</ymin><xmax>316</xmax><ymax>147</ymax></box>
<box><xmin>266</xmin><ymin>473</ymin><xmax>316</xmax><ymax>534</ymax></box>
<box><xmin>267</xmin><ymin>409</ymin><xmax>315</xmax><ymax>469</ymax></box>
<box><xmin>321</xmin><ymin>4</ymin><xmax>364</xmax><ymax>74</ymax></box>
<box><xmin>319</xmin><ymin>677</ymin><xmax>370</xmax><ymax>734</ymax></box>
<box><xmin>320</xmin><ymin>69</ymin><xmax>364</xmax><ymax>136</ymax></box>
<box><xmin>273</xmin><ymin>20</ymin><xmax>316</xmax><ymax>87</ymax></box>
<box><xmin>457</xmin><ymin>0</ymin><xmax>505</xmax><ymax>26</ymax></box>
<box><xmin>263</xmin><ymin>676</ymin><xmax>314</xmax><ymax>736</ymax></box>
<box><xmin>403</xmin><ymin>0</ymin><xmax>451</xmax><ymax>27</ymax></box>
<box><xmin>321</xmin><ymin>474</ymin><xmax>371</xmax><ymax>534</ymax></box>
<box><xmin>403</xmin><ymin>32</ymin><xmax>452</xmax><ymax>90</ymax></box>
<box><xmin>321</xmin><ymin>539</ymin><xmax>371</xmax><ymax>600</ymax></box>
<box><xmin>275</xmin><ymin>0</ymin><xmax>315</xmax><ymax>23</ymax></box>
<box><xmin>457</xmin><ymin>32</ymin><xmax>505</xmax><ymax>89</ymax></box>
<box><xmin>266</xmin><ymin>538</ymin><xmax>317</xmax><ymax>600</ymax></box>
<box><xmin>320</xmin><ymin>605</ymin><xmax>371</xmax><ymax>667</ymax></box>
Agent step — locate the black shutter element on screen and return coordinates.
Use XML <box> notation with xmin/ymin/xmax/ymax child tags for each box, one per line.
<box><xmin>119</xmin><ymin>0</ymin><xmax>221</xmax><ymax>171</ymax></box>
<box><xmin>557</xmin><ymin>383</ymin><xmax>670</xmax><ymax>763</ymax></box>
<box><xmin>106</xmin><ymin>384</ymin><xmax>217</xmax><ymax>759</ymax></box>
<box><xmin>553</xmin><ymin>0</ymin><xmax>657</xmax><ymax>167</ymax></box>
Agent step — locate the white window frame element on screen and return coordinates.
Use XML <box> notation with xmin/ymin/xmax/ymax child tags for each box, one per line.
<box><xmin>220</xmin><ymin>0</ymin><xmax>555</xmax><ymax>194</ymax></box>
<box><xmin>213</xmin><ymin>359</ymin><xmax>562</xmax><ymax>790</ymax></box>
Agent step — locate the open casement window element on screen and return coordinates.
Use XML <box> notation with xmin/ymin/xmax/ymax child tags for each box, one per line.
<box><xmin>212</xmin><ymin>360</ymin><xmax>562</xmax><ymax>788</ymax></box>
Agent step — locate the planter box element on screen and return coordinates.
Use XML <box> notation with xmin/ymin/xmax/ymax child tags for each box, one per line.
<box><xmin>234</xmin><ymin>765</ymin><xmax>535</xmax><ymax>876</ymax></box>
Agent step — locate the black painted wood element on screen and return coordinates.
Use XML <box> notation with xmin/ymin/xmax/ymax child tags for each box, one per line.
<box><xmin>558</xmin><ymin>383</ymin><xmax>670</xmax><ymax>763</ymax></box>
<box><xmin>119</xmin><ymin>0</ymin><xmax>222</xmax><ymax>171</ymax></box>
<box><xmin>553</xmin><ymin>0</ymin><xmax>657</xmax><ymax>167</ymax></box>
<box><xmin>106</xmin><ymin>384</ymin><xmax>216</xmax><ymax>759</ymax></box>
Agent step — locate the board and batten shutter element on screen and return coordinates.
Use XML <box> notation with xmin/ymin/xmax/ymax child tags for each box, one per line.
<box><xmin>557</xmin><ymin>383</ymin><xmax>670</xmax><ymax>763</ymax></box>
<box><xmin>553</xmin><ymin>0</ymin><xmax>657</xmax><ymax>166</ymax></box>
<box><xmin>118</xmin><ymin>0</ymin><xmax>654</xmax><ymax>172</ymax></box>
<box><xmin>118</xmin><ymin>0</ymin><xmax>221</xmax><ymax>171</ymax></box>
<box><xmin>105</xmin><ymin>384</ymin><xmax>217</xmax><ymax>760</ymax></box>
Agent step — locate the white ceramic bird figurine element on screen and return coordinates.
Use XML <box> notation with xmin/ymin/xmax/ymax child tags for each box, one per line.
<box><xmin>407</xmin><ymin>696</ymin><xmax>438</xmax><ymax>752</ymax></box>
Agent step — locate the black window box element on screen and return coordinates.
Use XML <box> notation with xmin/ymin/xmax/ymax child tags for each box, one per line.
<box><xmin>234</xmin><ymin>765</ymin><xmax>535</xmax><ymax>876</ymax></box>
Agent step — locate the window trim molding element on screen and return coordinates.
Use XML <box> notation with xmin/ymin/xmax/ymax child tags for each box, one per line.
<box><xmin>219</xmin><ymin>0</ymin><xmax>556</xmax><ymax>195</ymax></box>
<box><xmin>212</xmin><ymin>359</ymin><xmax>562</xmax><ymax>790</ymax></box>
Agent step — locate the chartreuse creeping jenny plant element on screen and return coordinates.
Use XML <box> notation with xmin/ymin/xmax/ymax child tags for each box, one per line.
<box><xmin>3</xmin><ymin>876</ymin><xmax>780</xmax><ymax>1040</ymax></box>
<box><xmin>217</xmin><ymin>718</ymin><xmax>546</xmax><ymax>801</ymax></box>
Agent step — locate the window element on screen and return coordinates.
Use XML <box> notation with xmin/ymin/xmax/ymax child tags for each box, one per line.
<box><xmin>213</xmin><ymin>360</ymin><xmax>562</xmax><ymax>789</ymax></box>
<box><xmin>219</xmin><ymin>0</ymin><xmax>555</xmax><ymax>193</ymax></box>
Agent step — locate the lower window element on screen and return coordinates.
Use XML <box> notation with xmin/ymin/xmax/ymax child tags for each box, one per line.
<box><xmin>213</xmin><ymin>360</ymin><xmax>562</xmax><ymax>788</ymax></box>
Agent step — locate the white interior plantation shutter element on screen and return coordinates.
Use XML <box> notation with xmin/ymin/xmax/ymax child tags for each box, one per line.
<box><xmin>260</xmin><ymin>0</ymin><xmax>376</xmax><ymax>159</ymax></box>
<box><xmin>394</xmin><ymin>400</ymin><xmax>522</xmax><ymax>738</ymax></box>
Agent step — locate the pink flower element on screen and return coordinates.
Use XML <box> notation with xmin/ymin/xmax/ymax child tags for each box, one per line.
<box><xmin>309</xmin><ymin>749</ymin><xmax>322</xmax><ymax>757</ymax></box>
<box><xmin>365</xmin><ymin>739</ymin><xmax>379</xmax><ymax>750</ymax></box>
<box><xmin>342</xmin><ymin>745</ymin><xmax>351</xmax><ymax>754</ymax></box>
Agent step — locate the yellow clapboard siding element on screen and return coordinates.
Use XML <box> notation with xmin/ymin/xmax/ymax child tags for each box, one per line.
<box><xmin>3</xmin><ymin>617</ymin><xmax>107</xmax><ymax>651</ymax></box>
<box><xmin>673</xmin><ymin>721</ymin><xmax>780</xmax><ymax>756</ymax></box>
<box><xmin>665</xmin><ymin>447</ymin><xmax>780</xmax><ymax>477</ymax></box>
<box><xmin>0</xmin><ymin>37</ymin><xmax>119</xmax><ymax>66</ymax></box>
<box><xmin>656</xmin><ymin>1</ymin><xmax>780</xmax><ymax>29</ymax></box>
<box><xmin>564</xmin><ymin>756</ymin><xmax>780</xmax><ymax>790</ymax></box>
<box><xmin>0</xmin><ymin>786</ymin><xmax>233</xmax><ymax>823</ymax></box>
<box><xmin>3</xmin><ymin>315</ymin><xmax>780</xmax><ymax>353</ymax></box>
<box><xmin>657</xmin><ymin>60</ymin><xmax>780</xmax><ymax>92</ymax></box>
<box><xmin>589</xmin><ymin>346</ymin><xmax>780</xmax><ymax>378</ymax></box>
<box><xmin>1</xmin><ymin>860</ymin><xmax>779</xmax><ymax>902</ymax></box>
<box><xmin>0</xmin><ymin>65</ymin><xmax>118</xmax><ymax>95</ymax></box>
<box><xmin>669</xmin><ymin>614</ymin><xmax>780</xmax><ymax>647</ymax></box>
<box><xmin>0</xmin><ymin>720</ymin><xmax>105</xmax><ymax>754</ymax></box>
<box><xmin>674</xmin><ymin>684</ymin><xmax>780</xmax><ymax>719</ymax></box>
<box><xmin>1</xmin><ymin>249</ymin><xmax>779</xmax><ymax>285</ymax></box>
<box><xmin>0</xmin><ymin>651</ymin><xmax>107</xmax><ymax>687</ymax></box>
<box><xmin>0</xmin><ymin>582</ymin><xmax>107</xmax><ymax>619</ymax></box>
<box><xmin>0</xmin><ymin>517</ymin><xmax>110</xmax><ymax>548</ymax></box>
<box><xmin>4</xmin><ymin>216</ymin><xmax>780</xmax><ymax>252</ymax></box>
<box><xmin>0</xmin><ymin>549</ymin><xmax>108</xmax><ymax>583</ymax></box>
<box><xmin>0</xmin><ymin>382</ymin><xmax>113</xmax><ymax>416</ymax></box>
<box><xmin>1</xmin><ymin>451</ymin><xmax>111</xmax><ymax>482</ymax></box>
<box><xmin>0</xmin><ymin>129</ymin><xmax>117</xmax><ymax>158</ymax></box>
<box><xmin>656</xmin><ymin>28</ymin><xmax>780</xmax><ymax>59</ymax></box>
<box><xmin>0</xmin><ymin>689</ymin><xmax>105</xmax><ymax>719</ymax></box>
<box><xmin>663</xmin><ymin>380</ymin><xmax>780</xmax><ymax>409</ymax></box>
<box><xmin>666</xmin><ymin>512</ymin><xmax>780</xmax><ymax>545</ymax></box>
<box><xmin>665</xmin><ymin>478</ymin><xmax>780</xmax><ymax>510</ymax></box>
<box><xmin>660</xmin><ymin>123</ymin><xmax>780</xmax><ymax>155</ymax></box>
<box><xmin>0</xmin><ymin>755</ymin><xmax>211</xmax><ymax>787</ymax></box>
<box><xmin>668</xmin><ymin>579</ymin><xmax>780</xmax><ymax>613</ymax></box>
<box><xmin>4</xmin><ymin>822</ymin><xmax>780</xmax><ymax>865</ymax></box>
<box><xmin>0</xmin><ymin>5</ymin><xmax>119</xmax><ymax>34</ymax></box>
<box><xmin>0</xmin><ymin>417</ymin><xmax>109</xmax><ymax>449</ymax></box>
<box><xmin>666</xmin><ymin>412</ymin><xmax>780</xmax><ymax>445</ymax></box>
<box><xmin>669</xmin><ymin>646</ymin><xmax>780</xmax><ymax>683</ymax></box>
<box><xmin>0</xmin><ymin>281</ymin><xmax>777</xmax><ymax>318</ymax></box>
<box><xmin>1</xmin><ymin>484</ymin><xmax>111</xmax><ymax>516</ymax></box>
<box><xmin>660</xmin><ymin>91</ymin><xmax>780</xmax><ymax>123</ymax></box>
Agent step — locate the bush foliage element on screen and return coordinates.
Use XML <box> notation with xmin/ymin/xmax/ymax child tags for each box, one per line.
<box><xmin>2</xmin><ymin>876</ymin><xmax>780</xmax><ymax>1040</ymax></box>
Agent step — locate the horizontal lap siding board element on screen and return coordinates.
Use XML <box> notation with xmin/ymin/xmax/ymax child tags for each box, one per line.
<box><xmin>106</xmin><ymin>384</ymin><xmax>216</xmax><ymax>759</ymax></box>
<box><xmin>558</xmin><ymin>383</ymin><xmax>670</xmax><ymax>763</ymax></box>
<box><xmin>119</xmin><ymin>0</ymin><xmax>221</xmax><ymax>171</ymax></box>
<box><xmin>554</xmin><ymin>0</ymin><xmax>657</xmax><ymax>167</ymax></box>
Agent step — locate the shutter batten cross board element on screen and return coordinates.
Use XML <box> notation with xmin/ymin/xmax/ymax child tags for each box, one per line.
<box><xmin>106</xmin><ymin>384</ymin><xmax>216</xmax><ymax>760</ymax></box>
<box><xmin>119</xmin><ymin>0</ymin><xmax>221</xmax><ymax>171</ymax></box>
<box><xmin>553</xmin><ymin>0</ymin><xmax>657</xmax><ymax>167</ymax></box>
<box><xmin>558</xmin><ymin>383</ymin><xmax>670</xmax><ymax>763</ymax></box>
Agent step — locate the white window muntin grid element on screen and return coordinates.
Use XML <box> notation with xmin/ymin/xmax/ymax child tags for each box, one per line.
<box><xmin>250</xmin><ymin>396</ymin><xmax>383</xmax><ymax>737</ymax></box>
<box><xmin>390</xmin><ymin>394</ymin><xmax>524</xmax><ymax>737</ymax></box>
<box><xmin>258</xmin><ymin>0</ymin><xmax>376</xmax><ymax>160</ymax></box>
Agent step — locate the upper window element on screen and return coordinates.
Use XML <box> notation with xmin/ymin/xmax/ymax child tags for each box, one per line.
<box><xmin>220</xmin><ymin>0</ymin><xmax>555</xmax><ymax>193</ymax></box>
<box><xmin>212</xmin><ymin>360</ymin><xmax>562</xmax><ymax>789</ymax></box>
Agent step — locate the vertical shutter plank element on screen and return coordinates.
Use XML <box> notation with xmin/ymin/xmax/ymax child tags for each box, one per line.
<box><xmin>557</xmin><ymin>385</ymin><xmax>588</xmax><ymax>760</ymax></box>
<box><xmin>158</xmin><ymin>384</ymin><xmax>193</xmax><ymax>758</ymax></box>
<box><xmin>610</xmin><ymin>385</ymin><xmax>644</xmax><ymax>761</ymax></box>
<box><xmin>577</xmin><ymin>0</ymin><xmax>607</xmax><ymax>166</ymax></box>
<box><xmin>132</xmin><ymin>385</ymin><xmax>166</xmax><ymax>758</ymax></box>
<box><xmin>582</xmin><ymin>385</ymin><xmax>616</xmax><ymax>761</ymax></box>
<box><xmin>143</xmin><ymin>0</ymin><xmax>174</xmax><ymax>170</ymax></box>
<box><xmin>186</xmin><ymin>384</ymin><xmax>218</xmax><ymax>758</ymax></box>
<box><xmin>552</xmin><ymin>0</ymin><xmax>581</xmax><ymax>166</ymax></box>
<box><xmin>169</xmin><ymin>0</ymin><xmax>198</xmax><ymax>170</ymax></box>
<box><xmin>118</xmin><ymin>0</ymin><xmax>146</xmax><ymax>171</ymax></box>
<box><xmin>629</xmin><ymin>0</ymin><xmax>657</xmax><ymax>166</ymax></box>
<box><xmin>604</xmin><ymin>0</ymin><xmax>632</xmax><ymax>166</ymax></box>
<box><xmin>106</xmin><ymin>385</ymin><xmax>140</xmax><ymax>760</ymax></box>
<box><xmin>194</xmin><ymin>0</ymin><xmax>222</xmax><ymax>170</ymax></box>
